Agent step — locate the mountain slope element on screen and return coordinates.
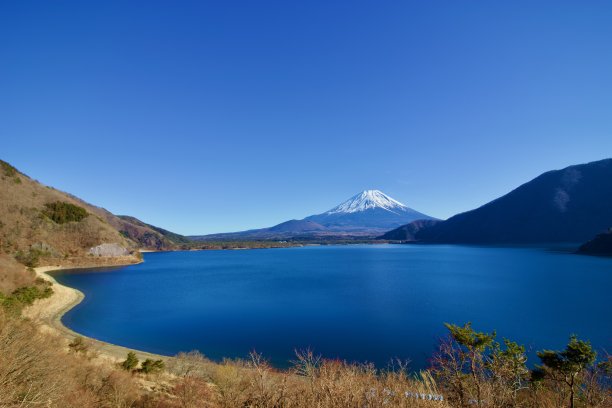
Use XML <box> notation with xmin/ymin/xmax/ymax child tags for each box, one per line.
<box><xmin>267</xmin><ymin>220</ymin><xmax>327</xmax><ymax>233</ymax></box>
<box><xmin>577</xmin><ymin>229</ymin><xmax>612</xmax><ymax>256</ymax></box>
<box><xmin>410</xmin><ymin>158</ymin><xmax>612</xmax><ymax>244</ymax></box>
<box><xmin>192</xmin><ymin>190</ymin><xmax>435</xmax><ymax>240</ymax></box>
<box><xmin>0</xmin><ymin>160</ymin><xmax>187</xmax><ymax>276</ymax></box>
<box><xmin>379</xmin><ymin>219</ymin><xmax>441</xmax><ymax>241</ymax></box>
<box><xmin>115</xmin><ymin>215</ymin><xmax>192</xmax><ymax>249</ymax></box>
<box><xmin>305</xmin><ymin>190</ymin><xmax>435</xmax><ymax>231</ymax></box>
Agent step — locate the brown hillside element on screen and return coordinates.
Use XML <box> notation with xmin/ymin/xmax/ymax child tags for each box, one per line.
<box><xmin>0</xmin><ymin>160</ymin><xmax>189</xmax><ymax>294</ymax></box>
<box><xmin>65</xmin><ymin>197</ymin><xmax>190</xmax><ymax>250</ymax></box>
<box><xmin>0</xmin><ymin>160</ymin><xmax>137</xmax><ymax>265</ymax></box>
<box><xmin>0</xmin><ymin>254</ymin><xmax>34</xmax><ymax>294</ymax></box>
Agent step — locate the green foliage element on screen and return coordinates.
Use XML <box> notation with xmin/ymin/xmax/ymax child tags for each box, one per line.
<box><xmin>11</xmin><ymin>285</ymin><xmax>53</xmax><ymax>305</ymax></box>
<box><xmin>122</xmin><ymin>352</ymin><xmax>139</xmax><ymax>371</ymax></box>
<box><xmin>433</xmin><ymin>323</ymin><xmax>521</xmax><ymax>407</ymax></box>
<box><xmin>535</xmin><ymin>335</ymin><xmax>597</xmax><ymax>408</ymax></box>
<box><xmin>42</xmin><ymin>201</ymin><xmax>88</xmax><ymax>224</ymax></box>
<box><xmin>0</xmin><ymin>281</ymin><xmax>53</xmax><ymax>314</ymax></box>
<box><xmin>0</xmin><ymin>293</ymin><xmax>21</xmax><ymax>315</ymax></box>
<box><xmin>1</xmin><ymin>160</ymin><xmax>21</xmax><ymax>183</ymax></box>
<box><xmin>537</xmin><ymin>335</ymin><xmax>597</xmax><ymax>375</ymax></box>
<box><xmin>445</xmin><ymin>322</ymin><xmax>496</xmax><ymax>352</ymax></box>
<box><xmin>0</xmin><ymin>160</ymin><xmax>17</xmax><ymax>177</ymax></box>
<box><xmin>490</xmin><ymin>338</ymin><xmax>528</xmax><ymax>375</ymax></box>
<box><xmin>139</xmin><ymin>358</ymin><xmax>165</xmax><ymax>374</ymax></box>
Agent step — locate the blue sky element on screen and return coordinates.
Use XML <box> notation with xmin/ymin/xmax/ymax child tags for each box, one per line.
<box><xmin>2</xmin><ymin>1</ymin><xmax>611</xmax><ymax>235</ymax></box>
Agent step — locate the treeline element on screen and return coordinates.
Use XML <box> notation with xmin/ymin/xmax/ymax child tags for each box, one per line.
<box><xmin>187</xmin><ymin>241</ymin><xmax>303</xmax><ymax>250</ymax></box>
<box><xmin>1</xmin><ymin>304</ymin><xmax>610</xmax><ymax>408</ymax></box>
<box><xmin>182</xmin><ymin>239</ymin><xmax>383</xmax><ymax>251</ymax></box>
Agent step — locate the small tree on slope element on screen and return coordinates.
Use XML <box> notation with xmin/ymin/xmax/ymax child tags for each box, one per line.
<box><xmin>533</xmin><ymin>335</ymin><xmax>596</xmax><ymax>408</ymax></box>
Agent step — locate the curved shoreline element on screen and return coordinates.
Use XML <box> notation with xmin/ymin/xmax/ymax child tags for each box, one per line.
<box><xmin>25</xmin><ymin>263</ymin><xmax>170</xmax><ymax>364</ymax></box>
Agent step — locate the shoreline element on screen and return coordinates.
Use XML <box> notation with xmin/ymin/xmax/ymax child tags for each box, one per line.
<box><xmin>20</xmin><ymin>244</ymin><xmax>355</xmax><ymax>365</ymax></box>
<box><xmin>24</xmin><ymin>261</ymin><xmax>170</xmax><ymax>364</ymax></box>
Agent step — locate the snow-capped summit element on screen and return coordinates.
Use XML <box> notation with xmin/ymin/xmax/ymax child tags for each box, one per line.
<box><xmin>193</xmin><ymin>189</ymin><xmax>436</xmax><ymax>239</ymax></box>
<box><xmin>326</xmin><ymin>190</ymin><xmax>409</xmax><ymax>214</ymax></box>
<box><xmin>304</xmin><ymin>189</ymin><xmax>436</xmax><ymax>231</ymax></box>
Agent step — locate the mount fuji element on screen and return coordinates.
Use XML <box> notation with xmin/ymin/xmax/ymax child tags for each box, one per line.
<box><xmin>304</xmin><ymin>190</ymin><xmax>434</xmax><ymax>231</ymax></box>
<box><xmin>191</xmin><ymin>190</ymin><xmax>435</xmax><ymax>240</ymax></box>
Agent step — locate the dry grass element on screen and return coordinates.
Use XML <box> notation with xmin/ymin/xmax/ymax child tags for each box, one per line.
<box><xmin>0</xmin><ymin>165</ymin><xmax>135</xmax><ymax>262</ymax></box>
<box><xmin>0</xmin><ymin>253</ymin><xmax>35</xmax><ymax>293</ymax></box>
<box><xmin>1</xmin><ymin>307</ymin><xmax>610</xmax><ymax>408</ymax></box>
<box><xmin>0</xmin><ymin>159</ymin><xmax>185</xmax><ymax>283</ymax></box>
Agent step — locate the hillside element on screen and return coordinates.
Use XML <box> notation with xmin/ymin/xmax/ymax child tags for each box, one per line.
<box><xmin>378</xmin><ymin>219</ymin><xmax>441</xmax><ymax>241</ymax></box>
<box><xmin>114</xmin><ymin>215</ymin><xmax>192</xmax><ymax>249</ymax></box>
<box><xmin>396</xmin><ymin>158</ymin><xmax>612</xmax><ymax>244</ymax></box>
<box><xmin>0</xmin><ymin>160</ymin><xmax>188</xmax><ymax>292</ymax></box>
<box><xmin>577</xmin><ymin>229</ymin><xmax>612</xmax><ymax>256</ymax></box>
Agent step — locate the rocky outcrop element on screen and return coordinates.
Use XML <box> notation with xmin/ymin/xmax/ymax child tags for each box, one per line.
<box><xmin>88</xmin><ymin>243</ymin><xmax>130</xmax><ymax>257</ymax></box>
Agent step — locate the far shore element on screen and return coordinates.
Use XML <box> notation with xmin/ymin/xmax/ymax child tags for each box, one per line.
<box><xmin>24</xmin><ymin>261</ymin><xmax>171</xmax><ymax>365</ymax></box>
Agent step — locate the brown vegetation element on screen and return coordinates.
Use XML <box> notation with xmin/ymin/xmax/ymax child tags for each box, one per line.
<box><xmin>2</xmin><ymin>303</ymin><xmax>610</xmax><ymax>408</ymax></box>
<box><xmin>0</xmin><ymin>161</ymin><xmax>137</xmax><ymax>268</ymax></box>
<box><xmin>0</xmin><ymin>253</ymin><xmax>35</xmax><ymax>293</ymax></box>
<box><xmin>0</xmin><ymin>159</ymin><xmax>193</xmax><ymax>294</ymax></box>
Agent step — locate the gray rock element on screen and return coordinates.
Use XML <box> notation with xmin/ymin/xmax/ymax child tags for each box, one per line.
<box><xmin>88</xmin><ymin>243</ymin><xmax>130</xmax><ymax>257</ymax></box>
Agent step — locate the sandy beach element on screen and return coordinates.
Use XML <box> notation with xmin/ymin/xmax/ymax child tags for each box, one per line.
<box><xmin>24</xmin><ymin>263</ymin><xmax>169</xmax><ymax>365</ymax></box>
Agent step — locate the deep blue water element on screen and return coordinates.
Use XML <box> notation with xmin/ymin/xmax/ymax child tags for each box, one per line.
<box><xmin>55</xmin><ymin>245</ymin><xmax>611</xmax><ymax>370</ymax></box>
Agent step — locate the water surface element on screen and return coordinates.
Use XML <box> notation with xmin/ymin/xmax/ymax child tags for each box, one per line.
<box><xmin>56</xmin><ymin>245</ymin><xmax>611</xmax><ymax>369</ymax></box>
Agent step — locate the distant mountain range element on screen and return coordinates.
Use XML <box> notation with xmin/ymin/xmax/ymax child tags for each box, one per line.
<box><xmin>4</xmin><ymin>154</ymin><xmax>612</xmax><ymax>280</ymax></box>
<box><xmin>381</xmin><ymin>158</ymin><xmax>612</xmax><ymax>244</ymax></box>
<box><xmin>191</xmin><ymin>190</ymin><xmax>435</xmax><ymax>241</ymax></box>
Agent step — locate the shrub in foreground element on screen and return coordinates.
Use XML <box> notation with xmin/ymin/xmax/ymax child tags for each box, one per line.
<box><xmin>139</xmin><ymin>358</ymin><xmax>165</xmax><ymax>374</ymax></box>
<box><xmin>121</xmin><ymin>351</ymin><xmax>139</xmax><ymax>371</ymax></box>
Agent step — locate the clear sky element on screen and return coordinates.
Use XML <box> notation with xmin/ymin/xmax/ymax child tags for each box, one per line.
<box><xmin>2</xmin><ymin>1</ymin><xmax>611</xmax><ymax>235</ymax></box>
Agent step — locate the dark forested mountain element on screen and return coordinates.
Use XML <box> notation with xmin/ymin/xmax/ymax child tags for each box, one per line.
<box><xmin>388</xmin><ymin>158</ymin><xmax>612</xmax><ymax>244</ymax></box>
<box><xmin>191</xmin><ymin>190</ymin><xmax>435</xmax><ymax>240</ymax></box>
<box><xmin>578</xmin><ymin>229</ymin><xmax>612</xmax><ymax>256</ymax></box>
<box><xmin>378</xmin><ymin>219</ymin><xmax>441</xmax><ymax>241</ymax></box>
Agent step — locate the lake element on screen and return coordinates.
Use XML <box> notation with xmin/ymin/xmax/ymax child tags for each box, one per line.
<box><xmin>55</xmin><ymin>244</ymin><xmax>611</xmax><ymax>370</ymax></box>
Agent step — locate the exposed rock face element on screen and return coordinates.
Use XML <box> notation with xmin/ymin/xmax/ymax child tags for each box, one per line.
<box><xmin>88</xmin><ymin>243</ymin><xmax>130</xmax><ymax>257</ymax></box>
